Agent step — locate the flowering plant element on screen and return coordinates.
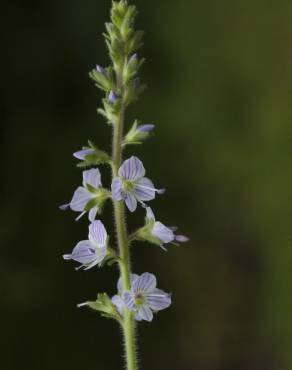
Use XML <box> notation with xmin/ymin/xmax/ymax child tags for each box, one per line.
<box><xmin>60</xmin><ymin>2</ymin><xmax>188</xmax><ymax>369</ymax></box>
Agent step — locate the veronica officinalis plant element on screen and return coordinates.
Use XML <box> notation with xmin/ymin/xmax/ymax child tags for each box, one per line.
<box><xmin>60</xmin><ymin>2</ymin><xmax>188</xmax><ymax>369</ymax></box>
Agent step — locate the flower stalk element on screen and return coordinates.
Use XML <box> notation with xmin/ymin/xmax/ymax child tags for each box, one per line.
<box><xmin>112</xmin><ymin>99</ymin><xmax>138</xmax><ymax>370</ymax></box>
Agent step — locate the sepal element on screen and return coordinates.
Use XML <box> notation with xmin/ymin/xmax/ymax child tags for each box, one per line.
<box><xmin>89</xmin><ymin>66</ymin><xmax>114</xmax><ymax>92</ymax></box>
<box><xmin>99</xmin><ymin>247</ymin><xmax>120</xmax><ymax>267</ymax></box>
<box><xmin>98</xmin><ymin>98</ymin><xmax>121</xmax><ymax>125</ymax></box>
<box><xmin>123</xmin><ymin>54</ymin><xmax>145</xmax><ymax>85</ymax></box>
<box><xmin>123</xmin><ymin>120</ymin><xmax>154</xmax><ymax>146</ymax></box>
<box><xmin>79</xmin><ymin>293</ymin><xmax>122</xmax><ymax>323</ymax></box>
<box><xmin>84</xmin><ymin>188</ymin><xmax>111</xmax><ymax>214</ymax></box>
<box><xmin>131</xmin><ymin>220</ymin><xmax>162</xmax><ymax>247</ymax></box>
<box><xmin>76</xmin><ymin>141</ymin><xmax>110</xmax><ymax>168</ymax></box>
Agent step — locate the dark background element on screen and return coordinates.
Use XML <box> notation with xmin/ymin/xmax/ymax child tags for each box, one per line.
<box><xmin>2</xmin><ymin>0</ymin><xmax>292</xmax><ymax>369</ymax></box>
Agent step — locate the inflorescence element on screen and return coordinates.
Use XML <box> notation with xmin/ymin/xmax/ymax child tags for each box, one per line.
<box><xmin>60</xmin><ymin>1</ymin><xmax>188</xmax><ymax>368</ymax></box>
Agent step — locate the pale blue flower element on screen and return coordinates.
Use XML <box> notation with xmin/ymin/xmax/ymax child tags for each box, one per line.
<box><xmin>60</xmin><ymin>168</ymin><xmax>102</xmax><ymax>222</ymax></box>
<box><xmin>112</xmin><ymin>273</ymin><xmax>171</xmax><ymax>322</ymax></box>
<box><xmin>111</xmin><ymin>156</ymin><xmax>165</xmax><ymax>212</ymax></box>
<box><xmin>63</xmin><ymin>220</ymin><xmax>107</xmax><ymax>270</ymax></box>
<box><xmin>146</xmin><ymin>207</ymin><xmax>189</xmax><ymax>249</ymax></box>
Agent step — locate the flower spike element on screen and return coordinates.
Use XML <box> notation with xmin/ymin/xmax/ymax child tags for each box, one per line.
<box><xmin>60</xmin><ymin>2</ymin><xmax>188</xmax><ymax>369</ymax></box>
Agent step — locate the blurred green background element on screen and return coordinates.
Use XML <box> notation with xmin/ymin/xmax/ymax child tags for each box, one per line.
<box><xmin>2</xmin><ymin>0</ymin><xmax>292</xmax><ymax>369</ymax></box>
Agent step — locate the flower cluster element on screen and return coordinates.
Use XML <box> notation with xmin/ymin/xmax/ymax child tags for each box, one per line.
<box><xmin>61</xmin><ymin>153</ymin><xmax>186</xmax><ymax>322</ymax></box>
<box><xmin>60</xmin><ymin>2</ymin><xmax>188</xmax><ymax>369</ymax></box>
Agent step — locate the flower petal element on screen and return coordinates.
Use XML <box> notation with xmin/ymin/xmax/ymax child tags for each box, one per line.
<box><xmin>123</xmin><ymin>292</ymin><xmax>136</xmax><ymax>311</ymax></box>
<box><xmin>135</xmin><ymin>312</ymin><xmax>143</xmax><ymax>321</ymax></box>
<box><xmin>133</xmin><ymin>272</ymin><xmax>156</xmax><ymax>293</ymax></box>
<box><xmin>70</xmin><ymin>187</ymin><xmax>93</xmax><ymax>212</ymax></box>
<box><xmin>112</xmin><ymin>295</ymin><xmax>125</xmax><ymax>315</ymax></box>
<box><xmin>137</xmin><ymin>304</ymin><xmax>153</xmax><ymax>322</ymax></box>
<box><xmin>73</xmin><ymin>149</ymin><xmax>95</xmax><ymax>160</ymax></box>
<box><xmin>119</xmin><ymin>156</ymin><xmax>145</xmax><ymax>181</ymax></box>
<box><xmin>82</xmin><ymin>168</ymin><xmax>102</xmax><ymax>189</ymax></box>
<box><xmin>63</xmin><ymin>240</ymin><xmax>95</xmax><ymax>264</ymax></box>
<box><xmin>133</xmin><ymin>177</ymin><xmax>156</xmax><ymax>201</ymax></box>
<box><xmin>146</xmin><ymin>288</ymin><xmax>172</xmax><ymax>311</ymax></box>
<box><xmin>88</xmin><ymin>206</ymin><xmax>98</xmax><ymax>222</ymax></box>
<box><xmin>111</xmin><ymin>177</ymin><xmax>123</xmax><ymax>201</ymax></box>
<box><xmin>125</xmin><ymin>193</ymin><xmax>137</xmax><ymax>212</ymax></box>
<box><xmin>83</xmin><ymin>247</ymin><xmax>106</xmax><ymax>270</ymax></box>
<box><xmin>89</xmin><ymin>220</ymin><xmax>107</xmax><ymax>247</ymax></box>
<box><xmin>117</xmin><ymin>274</ymin><xmax>139</xmax><ymax>294</ymax></box>
<box><xmin>137</xmin><ymin>124</ymin><xmax>155</xmax><ymax>132</ymax></box>
<box><xmin>152</xmin><ymin>222</ymin><xmax>174</xmax><ymax>244</ymax></box>
<box><xmin>146</xmin><ymin>207</ymin><xmax>155</xmax><ymax>220</ymax></box>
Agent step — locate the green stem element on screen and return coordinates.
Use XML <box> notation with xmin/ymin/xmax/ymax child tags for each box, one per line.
<box><xmin>112</xmin><ymin>102</ymin><xmax>138</xmax><ymax>370</ymax></box>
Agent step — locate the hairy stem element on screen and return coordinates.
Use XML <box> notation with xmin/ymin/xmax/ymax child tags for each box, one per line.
<box><xmin>112</xmin><ymin>101</ymin><xmax>138</xmax><ymax>370</ymax></box>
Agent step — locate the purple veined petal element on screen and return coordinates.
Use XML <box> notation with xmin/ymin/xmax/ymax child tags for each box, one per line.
<box><xmin>135</xmin><ymin>312</ymin><xmax>143</xmax><ymax>321</ymax></box>
<box><xmin>133</xmin><ymin>272</ymin><xmax>157</xmax><ymax>293</ymax></box>
<box><xmin>123</xmin><ymin>292</ymin><xmax>137</xmax><ymax>311</ymax></box>
<box><xmin>117</xmin><ymin>274</ymin><xmax>139</xmax><ymax>294</ymax></box>
<box><xmin>109</xmin><ymin>90</ymin><xmax>118</xmax><ymax>104</ymax></box>
<box><xmin>175</xmin><ymin>235</ymin><xmax>189</xmax><ymax>243</ymax></box>
<box><xmin>146</xmin><ymin>207</ymin><xmax>155</xmax><ymax>220</ymax></box>
<box><xmin>118</xmin><ymin>156</ymin><xmax>146</xmax><ymax>181</ymax></box>
<box><xmin>73</xmin><ymin>148</ymin><xmax>95</xmax><ymax>160</ymax></box>
<box><xmin>63</xmin><ymin>240</ymin><xmax>96</xmax><ymax>264</ymax></box>
<box><xmin>152</xmin><ymin>222</ymin><xmax>175</xmax><ymax>244</ymax></box>
<box><xmin>125</xmin><ymin>193</ymin><xmax>138</xmax><ymax>212</ymax></box>
<box><xmin>112</xmin><ymin>295</ymin><xmax>125</xmax><ymax>315</ymax></box>
<box><xmin>88</xmin><ymin>206</ymin><xmax>98</xmax><ymax>222</ymax></box>
<box><xmin>111</xmin><ymin>177</ymin><xmax>123</xmax><ymax>201</ymax></box>
<box><xmin>146</xmin><ymin>288</ymin><xmax>172</xmax><ymax>311</ymax></box>
<box><xmin>137</xmin><ymin>304</ymin><xmax>153</xmax><ymax>322</ymax></box>
<box><xmin>133</xmin><ymin>177</ymin><xmax>156</xmax><ymax>201</ymax></box>
<box><xmin>83</xmin><ymin>246</ymin><xmax>107</xmax><ymax>270</ymax></box>
<box><xmin>59</xmin><ymin>203</ymin><xmax>70</xmax><ymax>211</ymax></box>
<box><xmin>82</xmin><ymin>168</ymin><xmax>102</xmax><ymax>189</ymax></box>
<box><xmin>89</xmin><ymin>220</ymin><xmax>107</xmax><ymax>247</ymax></box>
<box><xmin>96</xmin><ymin>64</ymin><xmax>106</xmax><ymax>75</ymax></box>
<box><xmin>70</xmin><ymin>187</ymin><xmax>93</xmax><ymax>212</ymax></box>
<box><xmin>137</xmin><ymin>124</ymin><xmax>155</xmax><ymax>132</ymax></box>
